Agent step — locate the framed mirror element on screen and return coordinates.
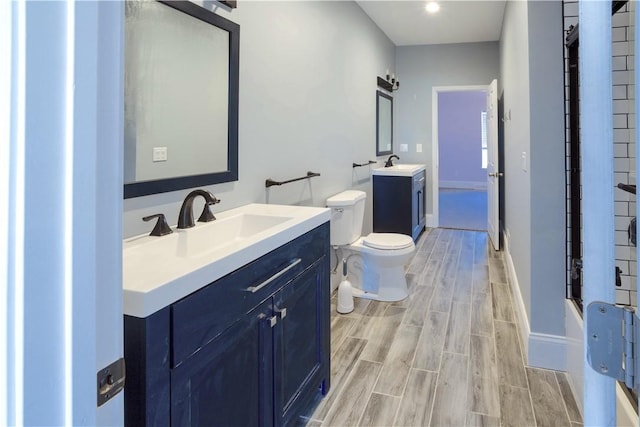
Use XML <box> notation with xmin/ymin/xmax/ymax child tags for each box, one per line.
<box><xmin>376</xmin><ymin>91</ymin><xmax>393</xmax><ymax>156</ymax></box>
<box><xmin>124</xmin><ymin>1</ymin><xmax>239</xmax><ymax>199</ymax></box>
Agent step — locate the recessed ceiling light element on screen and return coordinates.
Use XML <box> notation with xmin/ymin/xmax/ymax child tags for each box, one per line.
<box><xmin>425</xmin><ymin>2</ymin><xmax>440</xmax><ymax>13</ymax></box>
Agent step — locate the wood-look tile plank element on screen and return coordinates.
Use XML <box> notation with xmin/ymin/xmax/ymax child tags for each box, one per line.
<box><xmin>444</xmin><ymin>301</ymin><xmax>470</xmax><ymax>354</ymax></box>
<box><xmin>359</xmin><ymin>306</ymin><xmax>406</xmax><ymax>363</ymax></box>
<box><xmin>470</xmin><ymin>292</ymin><xmax>493</xmax><ymax>337</ymax></box>
<box><xmin>402</xmin><ymin>285</ymin><xmax>434</xmax><ymax>327</ymax></box>
<box><xmin>438</xmin><ymin>228</ymin><xmax>454</xmax><ymax>243</ymax></box>
<box><xmin>330</xmin><ymin>316</ymin><xmax>356</xmax><ymax>357</ymax></box>
<box><xmin>430</xmin><ymin>352</ymin><xmax>469</xmax><ymax>427</ymax></box>
<box><xmin>453</xmin><ymin>233</ymin><xmax>474</xmax><ymax>304</ymax></box>
<box><xmin>555</xmin><ymin>372</ymin><xmax>582</xmax><ymax>423</ymax></box>
<box><xmin>394</xmin><ymin>369</ymin><xmax>438</xmax><ymax>427</ymax></box>
<box><xmin>358</xmin><ymin>392</ymin><xmax>400</xmax><ymax>427</ymax></box>
<box><xmin>488</xmin><ymin>256</ymin><xmax>508</xmax><ymax>283</ymax></box>
<box><xmin>413</xmin><ymin>310</ymin><xmax>448</xmax><ymax>371</ymax></box>
<box><xmin>472</xmin><ymin>264</ymin><xmax>490</xmax><ymax>295</ymax></box>
<box><xmin>499</xmin><ymin>384</ymin><xmax>536</xmax><ymax>427</ymax></box>
<box><xmin>441</xmin><ymin>233</ymin><xmax>463</xmax><ymax>280</ymax></box>
<box><xmin>311</xmin><ymin>337</ymin><xmax>367</xmax><ymax>420</ymax></box>
<box><xmin>322</xmin><ymin>360</ymin><xmax>383</xmax><ymax>427</ymax></box>
<box><xmin>526</xmin><ymin>367</ymin><xmax>572</xmax><ymax>427</ymax></box>
<box><xmin>494</xmin><ymin>320</ymin><xmax>528</xmax><ymax>388</ymax></box>
<box><xmin>430</xmin><ymin>266</ymin><xmax>457</xmax><ymax>312</ymax></box>
<box><xmin>467</xmin><ymin>412</ymin><xmax>500</xmax><ymax>427</ymax></box>
<box><xmin>491</xmin><ymin>281</ymin><xmax>514</xmax><ymax>322</ymax></box>
<box><xmin>348</xmin><ymin>301</ymin><xmax>389</xmax><ymax>339</ymax></box>
<box><xmin>407</xmin><ymin>229</ymin><xmax>439</xmax><ymax>275</ymax></box>
<box><xmin>374</xmin><ymin>324</ymin><xmax>422</xmax><ymax>396</ymax></box>
<box><xmin>428</xmin><ymin>235</ymin><xmax>450</xmax><ymax>264</ymax></box>
<box><xmin>454</xmin><ymin>272</ymin><xmax>473</xmax><ymax>304</ymax></box>
<box><xmin>473</xmin><ymin>232</ymin><xmax>488</xmax><ymax>266</ymax></box>
<box><xmin>469</xmin><ymin>374</ymin><xmax>500</xmax><ymax>417</ymax></box>
<box><xmin>469</xmin><ymin>334</ymin><xmax>497</xmax><ymax>379</ymax></box>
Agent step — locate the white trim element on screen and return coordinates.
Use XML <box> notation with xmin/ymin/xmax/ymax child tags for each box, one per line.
<box><xmin>439</xmin><ymin>180</ymin><xmax>487</xmax><ymax>190</ymax></box>
<box><xmin>528</xmin><ymin>332</ymin><xmax>566</xmax><ymax>371</ymax></box>
<box><xmin>565</xmin><ymin>300</ymin><xmax>584</xmax><ymax>418</ymax></box>
<box><xmin>502</xmin><ymin>230</ymin><xmax>530</xmax><ymax>358</ymax></box>
<box><xmin>426</xmin><ymin>214</ymin><xmax>437</xmax><ymax>228</ymax></box>
<box><xmin>503</xmin><ymin>231</ymin><xmax>566</xmax><ymax>370</ymax></box>
<box><xmin>431</xmin><ymin>85</ymin><xmax>489</xmax><ymax>230</ymax></box>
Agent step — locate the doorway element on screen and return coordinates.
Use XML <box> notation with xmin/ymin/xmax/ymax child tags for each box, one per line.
<box><xmin>433</xmin><ymin>87</ymin><xmax>488</xmax><ymax>231</ymax></box>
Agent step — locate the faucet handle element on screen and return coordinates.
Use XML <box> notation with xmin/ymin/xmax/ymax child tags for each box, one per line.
<box><xmin>143</xmin><ymin>213</ymin><xmax>173</xmax><ymax>236</ymax></box>
<box><xmin>198</xmin><ymin>198</ymin><xmax>221</xmax><ymax>223</ymax></box>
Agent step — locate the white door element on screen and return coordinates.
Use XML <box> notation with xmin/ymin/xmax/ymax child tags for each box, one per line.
<box><xmin>486</xmin><ymin>79</ymin><xmax>500</xmax><ymax>251</ymax></box>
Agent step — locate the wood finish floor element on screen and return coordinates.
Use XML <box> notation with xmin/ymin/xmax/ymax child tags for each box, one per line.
<box><xmin>305</xmin><ymin>228</ymin><xmax>582</xmax><ymax>427</ymax></box>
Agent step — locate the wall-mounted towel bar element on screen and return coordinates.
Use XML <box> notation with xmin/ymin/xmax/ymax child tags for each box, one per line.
<box><xmin>352</xmin><ymin>161</ymin><xmax>376</xmax><ymax>168</ymax></box>
<box><xmin>618</xmin><ymin>183</ymin><xmax>636</xmax><ymax>194</ymax></box>
<box><xmin>265</xmin><ymin>171</ymin><xmax>320</xmax><ymax>188</ymax></box>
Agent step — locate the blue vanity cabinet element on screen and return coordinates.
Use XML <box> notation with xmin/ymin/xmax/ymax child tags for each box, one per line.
<box><xmin>274</xmin><ymin>260</ymin><xmax>330</xmax><ymax>425</ymax></box>
<box><xmin>373</xmin><ymin>171</ymin><xmax>426</xmax><ymax>241</ymax></box>
<box><xmin>124</xmin><ymin>222</ymin><xmax>330</xmax><ymax>427</ymax></box>
<box><xmin>170</xmin><ymin>298</ymin><xmax>274</xmax><ymax>427</ymax></box>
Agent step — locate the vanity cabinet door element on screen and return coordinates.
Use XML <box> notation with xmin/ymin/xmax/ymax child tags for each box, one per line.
<box><xmin>170</xmin><ymin>299</ymin><xmax>274</xmax><ymax>427</ymax></box>
<box><xmin>412</xmin><ymin>171</ymin><xmax>426</xmax><ymax>240</ymax></box>
<box><xmin>274</xmin><ymin>259</ymin><xmax>330</xmax><ymax>426</ymax></box>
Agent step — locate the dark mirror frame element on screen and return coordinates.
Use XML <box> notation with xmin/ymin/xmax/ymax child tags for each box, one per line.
<box><xmin>124</xmin><ymin>1</ymin><xmax>240</xmax><ymax>199</ymax></box>
<box><xmin>376</xmin><ymin>90</ymin><xmax>393</xmax><ymax>156</ymax></box>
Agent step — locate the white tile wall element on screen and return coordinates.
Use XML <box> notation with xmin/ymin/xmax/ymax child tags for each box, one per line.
<box><xmin>564</xmin><ymin>1</ymin><xmax>637</xmax><ymax>307</ymax></box>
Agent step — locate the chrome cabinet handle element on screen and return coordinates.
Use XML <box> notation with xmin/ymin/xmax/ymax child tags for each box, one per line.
<box><xmin>277</xmin><ymin>308</ymin><xmax>287</xmax><ymax>319</ymax></box>
<box><xmin>488</xmin><ymin>172</ymin><xmax>504</xmax><ymax>178</ymax></box>
<box><xmin>246</xmin><ymin>258</ymin><xmax>302</xmax><ymax>293</ymax></box>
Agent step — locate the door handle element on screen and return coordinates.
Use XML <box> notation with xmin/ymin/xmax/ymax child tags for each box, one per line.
<box><xmin>488</xmin><ymin>172</ymin><xmax>503</xmax><ymax>178</ymax></box>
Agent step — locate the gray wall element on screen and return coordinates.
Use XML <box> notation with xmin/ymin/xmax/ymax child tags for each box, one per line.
<box><xmin>395</xmin><ymin>42</ymin><xmax>499</xmax><ymax>218</ymax></box>
<box><xmin>123</xmin><ymin>1</ymin><xmax>395</xmax><ymax>238</ymax></box>
<box><xmin>500</xmin><ymin>0</ymin><xmax>566</xmax><ymax>336</ymax></box>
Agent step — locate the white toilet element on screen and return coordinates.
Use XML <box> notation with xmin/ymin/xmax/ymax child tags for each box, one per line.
<box><xmin>326</xmin><ymin>190</ymin><xmax>415</xmax><ymax>302</ymax></box>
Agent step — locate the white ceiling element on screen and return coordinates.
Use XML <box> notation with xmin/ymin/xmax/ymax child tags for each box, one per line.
<box><xmin>356</xmin><ymin>0</ymin><xmax>507</xmax><ymax>46</ymax></box>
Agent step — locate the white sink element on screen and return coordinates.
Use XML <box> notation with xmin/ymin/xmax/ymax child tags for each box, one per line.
<box><xmin>123</xmin><ymin>203</ymin><xmax>330</xmax><ymax>317</ymax></box>
<box><xmin>372</xmin><ymin>164</ymin><xmax>426</xmax><ymax>177</ymax></box>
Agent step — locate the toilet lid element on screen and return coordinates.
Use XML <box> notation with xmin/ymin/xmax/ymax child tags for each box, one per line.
<box><xmin>363</xmin><ymin>233</ymin><xmax>414</xmax><ymax>250</ymax></box>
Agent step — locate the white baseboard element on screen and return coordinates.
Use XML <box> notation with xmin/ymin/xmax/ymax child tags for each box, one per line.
<box><xmin>528</xmin><ymin>332</ymin><xmax>566</xmax><ymax>371</ymax></box>
<box><xmin>439</xmin><ymin>180</ymin><xmax>487</xmax><ymax>190</ymax></box>
<box><xmin>426</xmin><ymin>214</ymin><xmax>438</xmax><ymax>228</ymax></box>
<box><xmin>502</xmin><ymin>231</ymin><xmax>566</xmax><ymax>371</ymax></box>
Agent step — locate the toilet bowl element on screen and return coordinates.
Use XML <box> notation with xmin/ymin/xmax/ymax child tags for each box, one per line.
<box><xmin>326</xmin><ymin>190</ymin><xmax>415</xmax><ymax>302</ymax></box>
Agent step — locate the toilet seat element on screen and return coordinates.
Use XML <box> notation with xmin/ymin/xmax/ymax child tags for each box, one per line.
<box><xmin>363</xmin><ymin>233</ymin><xmax>414</xmax><ymax>250</ymax></box>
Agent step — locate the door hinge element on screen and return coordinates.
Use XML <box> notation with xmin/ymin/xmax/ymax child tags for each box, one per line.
<box><xmin>97</xmin><ymin>357</ymin><xmax>125</xmax><ymax>407</ymax></box>
<box><xmin>587</xmin><ymin>302</ymin><xmax>639</xmax><ymax>392</ymax></box>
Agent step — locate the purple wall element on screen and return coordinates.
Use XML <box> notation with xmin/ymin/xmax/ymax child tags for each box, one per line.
<box><xmin>438</xmin><ymin>91</ymin><xmax>487</xmax><ymax>185</ymax></box>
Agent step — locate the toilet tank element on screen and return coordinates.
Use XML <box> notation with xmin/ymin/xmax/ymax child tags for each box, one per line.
<box><xmin>326</xmin><ymin>190</ymin><xmax>366</xmax><ymax>246</ymax></box>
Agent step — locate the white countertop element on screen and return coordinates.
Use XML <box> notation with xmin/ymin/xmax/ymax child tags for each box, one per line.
<box><xmin>123</xmin><ymin>203</ymin><xmax>330</xmax><ymax>318</ymax></box>
<box><xmin>372</xmin><ymin>164</ymin><xmax>426</xmax><ymax>177</ymax></box>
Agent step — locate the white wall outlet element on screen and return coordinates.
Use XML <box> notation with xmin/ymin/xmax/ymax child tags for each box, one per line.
<box><xmin>400</xmin><ymin>144</ymin><xmax>408</xmax><ymax>152</ymax></box>
<box><xmin>153</xmin><ymin>147</ymin><xmax>168</xmax><ymax>162</ymax></box>
<box><xmin>416</xmin><ymin>144</ymin><xmax>423</xmax><ymax>153</ymax></box>
<box><xmin>521</xmin><ymin>151</ymin><xmax>527</xmax><ymax>172</ymax></box>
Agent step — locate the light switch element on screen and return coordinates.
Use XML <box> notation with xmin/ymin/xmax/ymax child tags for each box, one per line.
<box><xmin>153</xmin><ymin>147</ymin><xmax>168</xmax><ymax>162</ymax></box>
<box><xmin>416</xmin><ymin>144</ymin><xmax>423</xmax><ymax>153</ymax></box>
<box><xmin>521</xmin><ymin>151</ymin><xmax>527</xmax><ymax>172</ymax></box>
<box><xmin>400</xmin><ymin>144</ymin><xmax>408</xmax><ymax>152</ymax></box>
